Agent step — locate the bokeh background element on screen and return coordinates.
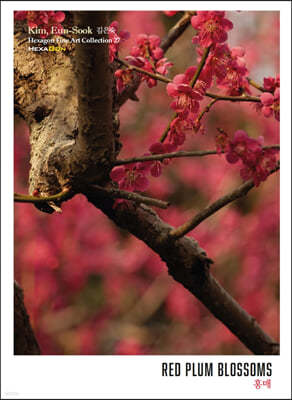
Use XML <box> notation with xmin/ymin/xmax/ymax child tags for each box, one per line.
<box><xmin>14</xmin><ymin>11</ymin><xmax>279</xmax><ymax>355</ymax></box>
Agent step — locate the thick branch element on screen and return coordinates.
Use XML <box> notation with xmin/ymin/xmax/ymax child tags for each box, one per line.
<box><xmin>73</xmin><ymin>11</ymin><xmax>114</xmax><ymax>184</ymax></box>
<box><xmin>170</xmin><ymin>164</ymin><xmax>280</xmax><ymax>239</ymax></box>
<box><xmin>14</xmin><ymin>282</ymin><xmax>41</xmax><ymax>355</ymax></box>
<box><xmin>85</xmin><ymin>188</ymin><xmax>279</xmax><ymax>355</ymax></box>
<box><xmin>91</xmin><ymin>184</ymin><xmax>169</xmax><ymax>209</ymax></box>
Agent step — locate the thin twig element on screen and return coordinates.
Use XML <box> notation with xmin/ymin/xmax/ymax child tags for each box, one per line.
<box><xmin>206</xmin><ymin>92</ymin><xmax>261</xmax><ymax>102</ymax></box>
<box><xmin>247</xmin><ymin>77</ymin><xmax>266</xmax><ymax>93</ymax></box>
<box><xmin>159</xmin><ymin>113</ymin><xmax>177</xmax><ymax>143</ymax></box>
<box><xmin>14</xmin><ymin>188</ymin><xmax>72</xmax><ymax>203</ymax></box>
<box><xmin>114</xmin><ymin>145</ymin><xmax>280</xmax><ymax>166</ymax></box>
<box><xmin>161</xmin><ymin>11</ymin><xmax>196</xmax><ymax>52</ymax></box>
<box><xmin>115</xmin><ymin>57</ymin><xmax>171</xmax><ymax>84</ymax></box>
<box><xmin>116</xmin><ymin>62</ymin><xmax>263</xmax><ymax>105</ymax></box>
<box><xmin>169</xmin><ymin>163</ymin><xmax>280</xmax><ymax>239</ymax></box>
<box><xmin>190</xmin><ymin>46</ymin><xmax>211</xmax><ymax>87</ymax></box>
<box><xmin>197</xmin><ymin>98</ymin><xmax>219</xmax><ymax>123</ymax></box>
<box><xmin>91</xmin><ymin>185</ymin><xmax>170</xmax><ymax>209</ymax></box>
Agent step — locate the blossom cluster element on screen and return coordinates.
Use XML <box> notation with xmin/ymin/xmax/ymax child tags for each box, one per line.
<box><xmin>259</xmin><ymin>75</ymin><xmax>280</xmax><ymax>121</ymax></box>
<box><xmin>108</xmin><ymin>21</ymin><xmax>130</xmax><ymax>63</ymax></box>
<box><xmin>110</xmin><ymin>142</ymin><xmax>175</xmax><ymax>201</ymax></box>
<box><xmin>164</xmin><ymin>11</ymin><xmax>247</xmax><ymax>149</ymax></box>
<box><xmin>115</xmin><ymin>34</ymin><xmax>173</xmax><ymax>92</ymax></box>
<box><xmin>112</xmin><ymin>10</ymin><xmax>279</xmax><ymax>199</ymax></box>
<box><xmin>216</xmin><ymin>130</ymin><xmax>279</xmax><ymax>186</ymax></box>
<box><xmin>191</xmin><ymin>11</ymin><xmax>233</xmax><ymax>48</ymax></box>
<box><xmin>14</xmin><ymin>11</ymin><xmax>65</xmax><ymax>38</ymax></box>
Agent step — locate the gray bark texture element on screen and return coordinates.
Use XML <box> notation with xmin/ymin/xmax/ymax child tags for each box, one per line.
<box><xmin>14</xmin><ymin>11</ymin><xmax>279</xmax><ymax>355</ymax></box>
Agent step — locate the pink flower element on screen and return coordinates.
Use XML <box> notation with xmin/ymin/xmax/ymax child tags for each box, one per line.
<box><xmin>114</xmin><ymin>69</ymin><xmax>134</xmax><ymax>93</ymax></box>
<box><xmin>201</xmin><ymin>44</ymin><xmax>230</xmax><ymax>82</ymax></box>
<box><xmin>226</xmin><ymin>130</ymin><xmax>262</xmax><ymax>165</ymax></box>
<box><xmin>163</xmin><ymin>11</ymin><xmax>178</xmax><ymax>17</ymax></box>
<box><xmin>108</xmin><ymin>21</ymin><xmax>130</xmax><ymax>63</ymax></box>
<box><xmin>263</xmin><ymin>74</ymin><xmax>280</xmax><ymax>92</ymax></box>
<box><xmin>254</xmin><ymin>148</ymin><xmax>279</xmax><ymax>185</ymax></box>
<box><xmin>167</xmin><ymin>68</ymin><xmax>203</xmax><ymax>115</ymax></box>
<box><xmin>169</xmin><ymin>114</ymin><xmax>198</xmax><ymax>146</ymax></box>
<box><xmin>130</xmin><ymin>34</ymin><xmax>164</xmax><ymax>61</ymax></box>
<box><xmin>213</xmin><ymin>45</ymin><xmax>249</xmax><ymax>95</ymax></box>
<box><xmin>53</xmin><ymin>11</ymin><xmax>66</xmax><ymax>23</ymax></box>
<box><xmin>224</xmin><ymin>130</ymin><xmax>279</xmax><ymax>186</ymax></box>
<box><xmin>125</xmin><ymin>55</ymin><xmax>145</xmax><ymax>68</ymax></box>
<box><xmin>125</xmin><ymin>34</ymin><xmax>172</xmax><ymax>89</ymax></box>
<box><xmin>126</xmin><ymin>55</ymin><xmax>172</xmax><ymax>89</ymax></box>
<box><xmin>240</xmin><ymin>148</ymin><xmax>279</xmax><ymax>187</ymax></box>
<box><xmin>15</xmin><ymin>11</ymin><xmax>66</xmax><ymax>38</ymax></box>
<box><xmin>148</xmin><ymin>142</ymin><xmax>176</xmax><ymax>177</ymax></box>
<box><xmin>139</xmin><ymin>59</ymin><xmax>160</xmax><ymax>88</ymax></box>
<box><xmin>14</xmin><ymin>11</ymin><xmax>28</xmax><ymax>20</ymax></box>
<box><xmin>155</xmin><ymin>58</ymin><xmax>173</xmax><ymax>76</ymax></box>
<box><xmin>191</xmin><ymin>11</ymin><xmax>233</xmax><ymax>47</ymax></box>
<box><xmin>110</xmin><ymin>163</ymin><xmax>149</xmax><ymax>192</ymax></box>
<box><xmin>169</xmin><ymin>117</ymin><xmax>186</xmax><ymax>146</ymax></box>
<box><xmin>260</xmin><ymin>88</ymin><xmax>280</xmax><ymax>121</ymax></box>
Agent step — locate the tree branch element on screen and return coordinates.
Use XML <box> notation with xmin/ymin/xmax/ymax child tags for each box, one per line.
<box><xmin>170</xmin><ymin>163</ymin><xmax>280</xmax><ymax>239</ymax></box>
<box><xmin>247</xmin><ymin>77</ymin><xmax>266</xmax><ymax>92</ymax></box>
<box><xmin>14</xmin><ymin>282</ymin><xmax>41</xmax><ymax>355</ymax></box>
<box><xmin>114</xmin><ymin>145</ymin><xmax>279</xmax><ymax>165</ymax></box>
<box><xmin>160</xmin><ymin>11</ymin><xmax>195</xmax><ymax>52</ymax></box>
<box><xmin>206</xmin><ymin>92</ymin><xmax>261</xmax><ymax>102</ymax></box>
<box><xmin>84</xmin><ymin>188</ymin><xmax>279</xmax><ymax>355</ymax></box>
<box><xmin>73</xmin><ymin>11</ymin><xmax>114</xmax><ymax>184</ymax></box>
<box><xmin>196</xmin><ymin>98</ymin><xmax>219</xmax><ymax>123</ymax></box>
<box><xmin>115</xmin><ymin>60</ymin><xmax>263</xmax><ymax>106</ymax></box>
<box><xmin>116</xmin><ymin>57</ymin><xmax>172</xmax><ymax>84</ymax></box>
<box><xmin>90</xmin><ymin>184</ymin><xmax>170</xmax><ymax>209</ymax></box>
<box><xmin>14</xmin><ymin>187</ymin><xmax>73</xmax><ymax>203</ymax></box>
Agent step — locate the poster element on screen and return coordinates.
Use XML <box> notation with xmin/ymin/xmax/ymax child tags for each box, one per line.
<box><xmin>1</xmin><ymin>1</ymin><xmax>291</xmax><ymax>399</ymax></box>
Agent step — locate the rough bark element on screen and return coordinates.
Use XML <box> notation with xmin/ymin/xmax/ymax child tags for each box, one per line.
<box><xmin>14</xmin><ymin>282</ymin><xmax>41</xmax><ymax>355</ymax></box>
<box><xmin>14</xmin><ymin>12</ymin><xmax>116</xmax><ymax>213</ymax></box>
